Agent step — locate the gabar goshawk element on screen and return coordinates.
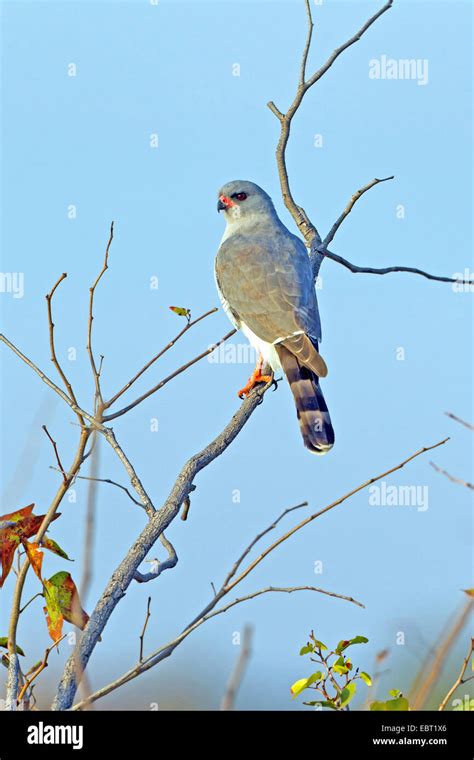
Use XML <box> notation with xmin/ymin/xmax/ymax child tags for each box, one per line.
<box><xmin>215</xmin><ymin>180</ymin><xmax>334</xmax><ymax>455</ymax></box>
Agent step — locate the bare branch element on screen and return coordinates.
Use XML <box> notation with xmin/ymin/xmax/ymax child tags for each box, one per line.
<box><xmin>67</xmin><ymin>438</ymin><xmax>446</xmax><ymax>710</ymax></box>
<box><xmin>5</xmin><ymin>653</ymin><xmax>19</xmax><ymax>710</ymax></box>
<box><xmin>0</xmin><ymin>334</ymin><xmax>95</xmax><ymax>425</ymax></box>
<box><xmin>323</xmin><ymin>176</ymin><xmax>394</xmax><ymax>247</ymax></box>
<box><xmin>299</xmin><ymin>0</ymin><xmax>314</xmax><ymax>87</ymax></box>
<box><xmin>102</xmin><ymin>428</ymin><xmax>156</xmax><ymax>518</ymax></box>
<box><xmin>139</xmin><ymin>597</ymin><xmax>152</xmax><ymax>662</ymax></box>
<box><xmin>181</xmin><ymin>486</ymin><xmax>196</xmax><ymax>522</ymax></box>
<box><xmin>17</xmin><ymin>635</ymin><xmax>66</xmax><ymax>705</ymax></box>
<box><xmin>220</xmin><ymin>625</ymin><xmax>253</xmax><ymax>711</ymax></box>
<box><xmin>305</xmin><ymin>1</ymin><xmax>393</xmax><ymax>91</ymax></box>
<box><xmin>46</xmin><ymin>273</ymin><xmax>84</xmax><ymax>426</ymax></box>
<box><xmin>268</xmin><ymin>1</ymin><xmax>393</xmax><ymax>246</ymax></box>
<box><xmin>19</xmin><ymin>592</ymin><xmax>44</xmax><ymax>616</ymax></box>
<box><xmin>104</xmin><ymin>307</ymin><xmax>218</xmax><ymax>410</ymax></box>
<box><xmin>319</xmin><ymin>248</ymin><xmax>473</xmax><ymax>286</ymax></box>
<box><xmin>133</xmin><ymin>534</ymin><xmax>178</xmax><ymax>583</ymax></box>
<box><xmin>42</xmin><ymin>425</ymin><xmax>67</xmax><ymax>483</ymax></box>
<box><xmin>444</xmin><ymin>412</ymin><xmax>474</xmax><ymax>431</ymax></box>
<box><xmin>266</xmin><ymin>2</ymin><xmax>468</xmax><ymax>288</ymax></box>
<box><xmin>223</xmin><ymin>501</ymin><xmax>309</xmax><ymax>587</ymax></box>
<box><xmin>71</xmin><ymin>586</ymin><xmax>360</xmax><ymax>710</ymax></box>
<box><xmin>66</xmin><ymin>473</ymin><xmax>142</xmax><ymax>507</ymax></box>
<box><xmin>430</xmin><ymin>462</ymin><xmax>474</xmax><ymax>491</ymax></box>
<box><xmin>225</xmin><ymin>438</ymin><xmax>450</xmax><ymax>593</ymax></box>
<box><xmin>102</xmin><ymin>328</ymin><xmax>237</xmax><ymax>422</ymax></box>
<box><xmin>87</xmin><ymin>221</ymin><xmax>114</xmax><ymax>407</ymax></box>
<box><xmin>439</xmin><ymin>637</ymin><xmax>474</xmax><ymax>711</ymax></box>
<box><xmin>53</xmin><ymin>382</ymin><xmax>271</xmax><ymax>710</ymax></box>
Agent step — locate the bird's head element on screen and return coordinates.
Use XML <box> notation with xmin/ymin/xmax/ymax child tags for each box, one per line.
<box><xmin>217</xmin><ymin>180</ymin><xmax>275</xmax><ymax>224</ymax></box>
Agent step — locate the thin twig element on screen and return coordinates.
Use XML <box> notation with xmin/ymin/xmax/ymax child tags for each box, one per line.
<box><xmin>0</xmin><ymin>334</ymin><xmax>95</xmax><ymax>425</ymax></box>
<box><xmin>320</xmin><ymin>248</ymin><xmax>472</xmax><ymax>285</ymax></box>
<box><xmin>68</xmin><ymin>438</ymin><xmax>445</xmax><ymax>710</ymax></box>
<box><xmin>139</xmin><ymin>597</ymin><xmax>152</xmax><ymax>662</ymax></box>
<box><xmin>87</xmin><ymin>221</ymin><xmax>114</xmax><ymax>407</ymax></box>
<box><xmin>66</xmin><ymin>473</ymin><xmax>142</xmax><ymax>507</ymax></box>
<box><xmin>429</xmin><ymin>462</ymin><xmax>474</xmax><ymax>491</ymax></box>
<box><xmin>104</xmin><ymin>307</ymin><xmax>218</xmax><ymax>409</ymax></box>
<box><xmin>266</xmin><ymin>1</ymin><xmax>470</xmax><ymax>288</ymax></box>
<box><xmin>299</xmin><ymin>0</ymin><xmax>314</xmax><ymax>87</ymax></box>
<box><xmin>103</xmin><ymin>328</ymin><xmax>237</xmax><ymax>421</ymax></box>
<box><xmin>42</xmin><ymin>425</ymin><xmax>67</xmax><ymax>483</ymax></box>
<box><xmin>19</xmin><ymin>592</ymin><xmax>44</xmax><ymax>616</ymax></box>
<box><xmin>46</xmin><ymin>273</ymin><xmax>84</xmax><ymax>426</ymax></box>
<box><xmin>220</xmin><ymin>625</ymin><xmax>253</xmax><ymax>710</ymax></box>
<box><xmin>267</xmin><ymin>0</ymin><xmax>393</xmax><ymax>246</ymax></box>
<box><xmin>322</xmin><ymin>176</ymin><xmax>394</xmax><ymax>247</ymax></box>
<box><xmin>444</xmin><ymin>412</ymin><xmax>474</xmax><ymax>431</ymax></box>
<box><xmin>223</xmin><ymin>501</ymin><xmax>308</xmax><ymax>586</ymax></box>
<box><xmin>53</xmin><ymin>381</ymin><xmax>272</xmax><ymax>710</ymax></box>
<box><xmin>71</xmin><ymin>586</ymin><xmax>362</xmax><ymax>710</ymax></box>
<box><xmin>17</xmin><ymin>635</ymin><xmax>66</xmax><ymax>705</ymax></box>
<box><xmin>439</xmin><ymin>638</ymin><xmax>474</xmax><ymax>711</ymax></box>
<box><xmin>225</xmin><ymin>438</ymin><xmax>450</xmax><ymax>593</ymax></box>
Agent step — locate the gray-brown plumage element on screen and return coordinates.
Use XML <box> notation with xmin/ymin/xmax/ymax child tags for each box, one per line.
<box><xmin>215</xmin><ymin>180</ymin><xmax>334</xmax><ymax>454</ymax></box>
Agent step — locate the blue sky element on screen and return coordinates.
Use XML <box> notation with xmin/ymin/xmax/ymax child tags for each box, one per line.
<box><xmin>0</xmin><ymin>0</ymin><xmax>472</xmax><ymax>710</ymax></box>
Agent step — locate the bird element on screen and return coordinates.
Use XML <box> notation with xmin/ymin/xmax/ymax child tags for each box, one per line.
<box><xmin>214</xmin><ymin>180</ymin><xmax>334</xmax><ymax>455</ymax></box>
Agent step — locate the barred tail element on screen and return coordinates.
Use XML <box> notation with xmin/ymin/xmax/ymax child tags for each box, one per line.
<box><xmin>275</xmin><ymin>344</ymin><xmax>335</xmax><ymax>455</ymax></box>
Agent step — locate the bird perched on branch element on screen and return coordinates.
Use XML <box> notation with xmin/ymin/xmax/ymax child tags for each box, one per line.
<box><xmin>215</xmin><ymin>180</ymin><xmax>334</xmax><ymax>455</ymax></box>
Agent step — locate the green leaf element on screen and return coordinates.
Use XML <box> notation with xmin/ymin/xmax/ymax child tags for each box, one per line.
<box><xmin>299</xmin><ymin>644</ymin><xmax>314</xmax><ymax>656</ymax></box>
<box><xmin>290</xmin><ymin>678</ymin><xmax>310</xmax><ymax>698</ymax></box>
<box><xmin>359</xmin><ymin>671</ymin><xmax>372</xmax><ymax>686</ymax></box>
<box><xmin>336</xmin><ymin>635</ymin><xmax>369</xmax><ymax>654</ymax></box>
<box><xmin>169</xmin><ymin>306</ymin><xmax>191</xmax><ymax>319</ymax></box>
<box><xmin>309</xmin><ymin>633</ymin><xmax>328</xmax><ymax>651</ymax></box>
<box><xmin>333</xmin><ymin>655</ymin><xmax>349</xmax><ymax>676</ymax></box>
<box><xmin>306</xmin><ymin>671</ymin><xmax>323</xmax><ymax>686</ymax></box>
<box><xmin>371</xmin><ymin>694</ymin><xmax>409</xmax><ymax>711</ymax></box>
<box><xmin>304</xmin><ymin>700</ymin><xmax>338</xmax><ymax>710</ymax></box>
<box><xmin>0</xmin><ymin>637</ymin><xmax>25</xmax><ymax>656</ymax></box>
<box><xmin>387</xmin><ymin>697</ymin><xmax>409</xmax><ymax>711</ymax></box>
<box><xmin>290</xmin><ymin>670</ymin><xmax>323</xmax><ymax>698</ymax></box>
<box><xmin>340</xmin><ymin>681</ymin><xmax>357</xmax><ymax>707</ymax></box>
<box><xmin>370</xmin><ymin>701</ymin><xmax>386</xmax><ymax>711</ymax></box>
<box><xmin>389</xmin><ymin>689</ymin><xmax>401</xmax><ymax>698</ymax></box>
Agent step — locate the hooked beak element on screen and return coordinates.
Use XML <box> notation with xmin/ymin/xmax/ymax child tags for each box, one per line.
<box><xmin>217</xmin><ymin>198</ymin><xmax>227</xmax><ymax>212</ymax></box>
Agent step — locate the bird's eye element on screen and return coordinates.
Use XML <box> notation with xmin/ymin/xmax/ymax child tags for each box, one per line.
<box><xmin>232</xmin><ymin>192</ymin><xmax>248</xmax><ymax>201</ymax></box>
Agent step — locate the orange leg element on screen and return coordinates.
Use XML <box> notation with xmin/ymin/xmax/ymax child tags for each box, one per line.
<box><xmin>237</xmin><ymin>354</ymin><xmax>273</xmax><ymax>399</ymax></box>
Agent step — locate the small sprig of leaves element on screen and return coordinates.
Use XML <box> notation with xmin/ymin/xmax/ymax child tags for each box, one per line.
<box><xmin>371</xmin><ymin>689</ymin><xmax>409</xmax><ymax>711</ymax></box>
<box><xmin>290</xmin><ymin>631</ymin><xmax>371</xmax><ymax>710</ymax></box>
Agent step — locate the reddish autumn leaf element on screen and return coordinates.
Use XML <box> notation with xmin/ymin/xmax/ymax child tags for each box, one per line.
<box><xmin>40</xmin><ymin>537</ymin><xmax>71</xmax><ymax>561</ymax></box>
<box><xmin>24</xmin><ymin>542</ymin><xmax>44</xmax><ymax>581</ymax></box>
<box><xmin>0</xmin><ymin>505</ymin><xmax>60</xmax><ymax>588</ymax></box>
<box><xmin>43</xmin><ymin>572</ymin><xmax>89</xmax><ymax>643</ymax></box>
<box><xmin>0</xmin><ymin>504</ymin><xmax>35</xmax><ymax>523</ymax></box>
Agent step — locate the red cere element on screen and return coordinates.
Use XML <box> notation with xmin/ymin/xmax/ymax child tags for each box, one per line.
<box><xmin>219</xmin><ymin>194</ymin><xmax>234</xmax><ymax>207</ymax></box>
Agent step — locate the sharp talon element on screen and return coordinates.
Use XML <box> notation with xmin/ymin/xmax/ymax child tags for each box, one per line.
<box><xmin>271</xmin><ymin>375</ymin><xmax>282</xmax><ymax>392</ymax></box>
